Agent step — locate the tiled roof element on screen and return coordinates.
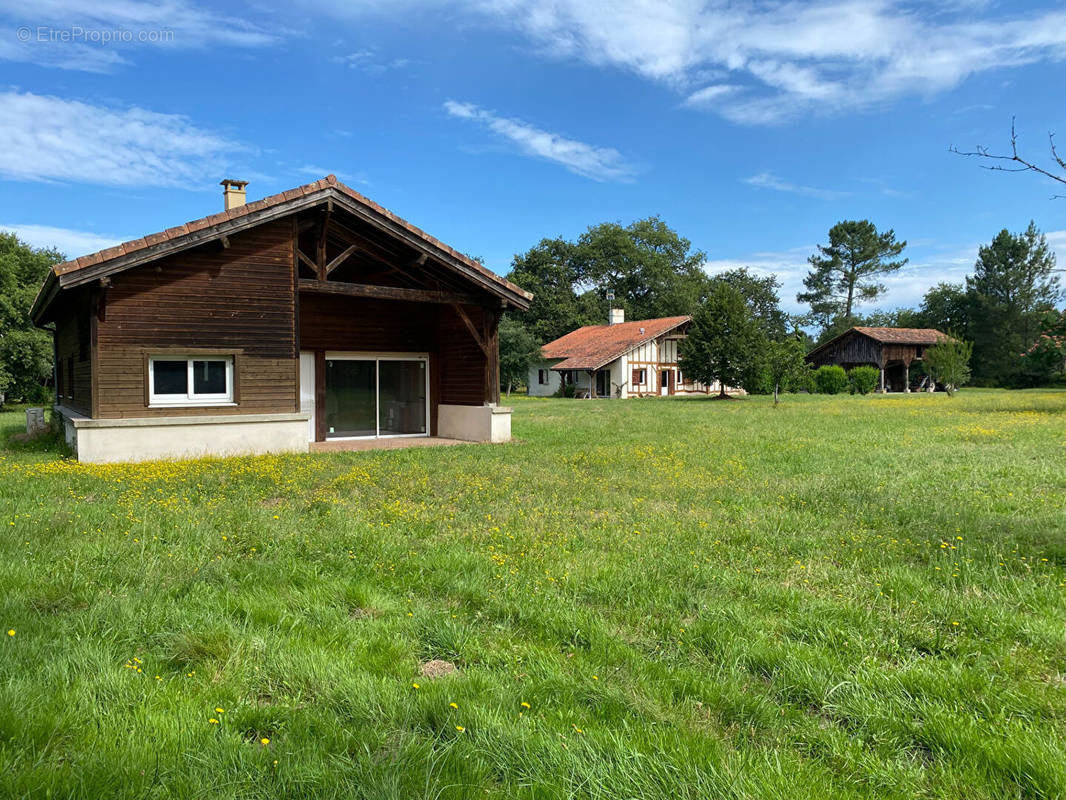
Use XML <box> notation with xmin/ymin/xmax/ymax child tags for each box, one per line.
<box><xmin>541</xmin><ymin>316</ymin><xmax>690</xmax><ymax>371</ymax></box>
<box><xmin>853</xmin><ymin>327</ymin><xmax>949</xmax><ymax>344</ymax></box>
<box><xmin>47</xmin><ymin>174</ymin><xmax>530</xmax><ymax>301</ymax></box>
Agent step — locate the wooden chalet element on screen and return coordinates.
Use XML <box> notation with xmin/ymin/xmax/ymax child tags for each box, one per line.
<box><xmin>31</xmin><ymin>176</ymin><xmax>531</xmax><ymax>462</ymax></box>
<box><xmin>806</xmin><ymin>326</ymin><xmax>950</xmax><ymax>392</ymax></box>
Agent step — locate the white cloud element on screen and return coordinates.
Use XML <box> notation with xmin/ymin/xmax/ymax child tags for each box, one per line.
<box><xmin>325</xmin><ymin>1</ymin><xmax>1066</xmax><ymax>125</ymax></box>
<box><xmin>0</xmin><ymin>0</ymin><xmax>277</xmax><ymax>71</ymax></box>
<box><xmin>743</xmin><ymin>171</ymin><xmax>850</xmax><ymax>201</ymax></box>
<box><xmin>0</xmin><ymin>223</ymin><xmax>126</xmax><ymax>260</ymax></box>
<box><xmin>704</xmin><ymin>241</ymin><xmax>985</xmax><ymax>313</ymax></box>
<box><xmin>443</xmin><ymin>100</ymin><xmax>635</xmax><ymax>182</ymax></box>
<box><xmin>713</xmin><ymin>229</ymin><xmax>1066</xmax><ymax>315</ymax></box>
<box><xmin>331</xmin><ymin>49</ymin><xmax>411</xmax><ymax>74</ymax></box>
<box><xmin>0</xmin><ymin>92</ymin><xmax>243</xmax><ymax>189</ymax></box>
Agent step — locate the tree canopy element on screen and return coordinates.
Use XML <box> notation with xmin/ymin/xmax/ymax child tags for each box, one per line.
<box><xmin>678</xmin><ymin>283</ymin><xmax>765</xmax><ymax>398</ymax></box>
<box><xmin>508</xmin><ymin>217</ymin><xmax>709</xmax><ymax>344</ymax></box>
<box><xmin>0</xmin><ymin>231</ymin><xmax>62</xmax><ymax>404</ymax></box>
<box><xmin>798</xmin><ymin>220</ymin><xmax>907</xmax><ymax>328</ymax></box>
<box><xmin>965</xmin><ymin>222</ymin><xmax>1062</xmax><ymax>385</ymax></box>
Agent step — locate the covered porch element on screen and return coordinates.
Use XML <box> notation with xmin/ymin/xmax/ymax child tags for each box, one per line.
<box><xmin>291</xmin><ymin>191</ymin><xmax>525</xmax><ymax>445</ymax></box>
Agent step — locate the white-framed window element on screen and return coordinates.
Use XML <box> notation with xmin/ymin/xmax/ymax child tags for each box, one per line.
<box><xmin>632</xmin><ymin>368</ymin><xmax>646</xmax><ymax>385</ymax></box>
<box><xmin>149</xmin><ymin>356</ymin><xmax>234</xmax><ymax>406</ymax></box>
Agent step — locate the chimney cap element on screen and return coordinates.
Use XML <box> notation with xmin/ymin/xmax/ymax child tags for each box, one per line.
<box><xmin>220</xmin><ymin>178</ymin><xmax>249</xmax><ymax>189</ymax></box>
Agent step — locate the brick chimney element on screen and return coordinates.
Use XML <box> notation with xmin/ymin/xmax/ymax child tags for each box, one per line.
<box><xmin>220</xmin><ymin>179</ymin><xmax>248</xmax><ymax>210</ymax></box>
<box><xmin>609</xmin><ymin>308</ymin><xmax>624</xmax><ymax>325</ymax></box>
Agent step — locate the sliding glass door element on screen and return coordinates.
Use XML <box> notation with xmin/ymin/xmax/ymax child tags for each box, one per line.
<box><xmin>324</xmin><ymin>355</ymin><xmax>428</xmax><ymax>439</ymax></box>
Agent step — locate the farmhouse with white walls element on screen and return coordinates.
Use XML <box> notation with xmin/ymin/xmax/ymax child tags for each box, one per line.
<box><xmin>529</xmin><ymin>308</ymin><xmax>729</xmax><ymax>398</ymax></box>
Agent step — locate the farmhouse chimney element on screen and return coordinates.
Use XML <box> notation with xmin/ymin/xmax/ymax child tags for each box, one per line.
<box><xmin>220</xmin><ymin>179</ymin><xmax>248</xmax><ymax>210</ymax></box>
<box><xmin>609</xmin><ymin>308</ymin><xmax>625</xmax><ymax>325</ymax></box>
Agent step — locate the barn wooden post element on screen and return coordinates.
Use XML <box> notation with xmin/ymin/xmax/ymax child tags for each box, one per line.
<box><xmin>879</xmin><ymin>366</ymin><xmax>885</xmax><ymax>393</ymax></box>
<box><xmin>903</xmin><ymin>356</ymin><xmax>911</xmax><ymax>393</ymax></box>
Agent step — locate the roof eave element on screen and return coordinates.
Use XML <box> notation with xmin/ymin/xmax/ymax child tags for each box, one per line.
<box><xmin>39</xmin><ymin>184</ymin><xmax>532</xmax><ymax>318</ymax></box>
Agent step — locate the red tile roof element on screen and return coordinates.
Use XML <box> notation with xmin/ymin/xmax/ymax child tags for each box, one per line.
<box><xmin>853</xmin><ymin>327</ymin><xmax>950</xmax><ymax>344</ymax></box>
<box><xmin>46</xmin><ymin>174</ymin><xmax>530</xmax><ymax>301</ymax></box>
<box><xmin>541</xmin><ymin>316</ymin><xmax>690</xmax><ymax>371</ymax></box>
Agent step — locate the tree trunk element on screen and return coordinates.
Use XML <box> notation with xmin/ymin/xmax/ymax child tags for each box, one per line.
<box><xmin>845</xmin><ymin>273</ymin><xmax>855</xmax><ymax>320</ymax></box>
<box><xmin>773</xmin><ymin>382</ymin><xmax>779</xmax><ymax>406</ymax></box>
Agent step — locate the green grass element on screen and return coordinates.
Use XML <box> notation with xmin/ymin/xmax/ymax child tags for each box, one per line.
<box><xmin>1</xmin><ymin>390</ymin><xmax>1064</xmax><ymax>799</ymax></box>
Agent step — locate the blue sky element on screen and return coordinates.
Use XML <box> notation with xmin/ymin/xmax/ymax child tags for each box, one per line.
<box><xmin>1</xmin><ymin>0</ymin><xmax>1065</xmax><ymax>314</ymax></box>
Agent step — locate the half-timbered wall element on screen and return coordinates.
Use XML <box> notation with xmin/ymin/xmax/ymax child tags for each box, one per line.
<box><xmin>94</xmin><ymin>219</ymin><xmax>297</xmax><ymax>419</ymax></box>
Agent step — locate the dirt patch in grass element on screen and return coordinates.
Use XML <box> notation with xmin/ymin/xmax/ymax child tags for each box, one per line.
<box><xmin>419</xmin><ymin>659</ymin><xmax>458</xmax><ymax>679</ymax></box>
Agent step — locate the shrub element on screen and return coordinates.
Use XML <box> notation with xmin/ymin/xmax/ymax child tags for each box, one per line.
<box><xmin>848</xmin><ymin>366</ymin><xmax>880</xmax><ymax>395</ymax></box>
<box><xmin>814</xmin><ymin>365</ymin><xmax>848</xmax><ymax>394</ymax></box>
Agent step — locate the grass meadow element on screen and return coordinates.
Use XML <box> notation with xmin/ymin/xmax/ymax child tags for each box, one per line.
<box><xmin>0</xmin><ymin>390</ymin><xmax>1064</xmax><ymax>799</ymax></box>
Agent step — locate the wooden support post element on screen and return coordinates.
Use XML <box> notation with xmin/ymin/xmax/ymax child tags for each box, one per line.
<box><xmin>314</xmin><ymin>350</ymin><xmax>327</xmax><ymax>442</ymax></box>
<box><xmin>879</xmin><ymin>366</ymin><xmax>885</xmax><ymax>393</ymax></box>
<box><xmin>903</xmin><ymin>362</ymin><xmax>910</xmax><ymax>392</ymax></box>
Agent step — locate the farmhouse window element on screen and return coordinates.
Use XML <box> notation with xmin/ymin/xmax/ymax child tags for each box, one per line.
<box><xmin>632</xmin><ymin>368</ymin><xmax>646</xmax><ymax>385</ymax></box>
<box><xmin>538</xmin><ymin>369</ymin><xmax>549</xmax><ymax>385</ymax></box>
<box><xmin>149</xmin><ymin>356</ymin><xmax>234</xmax><ymax>406</ymax></box>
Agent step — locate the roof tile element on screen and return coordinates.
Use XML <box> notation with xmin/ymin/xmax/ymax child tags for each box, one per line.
<box><xmin>541</xmin><ymin>316</ymin><xmax>690</xmax><ymax>371</ymax></box>
<box><xmin>40</xmin><ymin>175</ymin><xmax>531</xmax><ymax>303</ymax></box>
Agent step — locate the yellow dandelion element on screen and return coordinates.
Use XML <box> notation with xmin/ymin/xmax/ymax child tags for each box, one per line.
<box><xmin>209</xmin><ymin>718</ymin><xmax>219</xmax><ymax>724</ymax></box>
<box><xmin>412</xmin><ymin>683</ymin><xmax>420</xmax><ymax>689</ymax></box>
<box><xmin>520</xmin><ymin>701</ymin><xmax>531</xmax><ymax>709</ymax></box>
<box><xmin>6</xmin><ymin>629</ymin><xmax>14</xmax><ymax>637</ymax></box>
<box><xmin>455</xmin><ymin>725</ymin><xmax>465</xmax><ymax>732</ymax></box>
<box><xmin>215</xmin><ymin>707</ymin><xmax>225</xmax><ymax>713</ymax></box>
<box><xmin>951</xmin><ymin>621</ymin><xmax>960</xmax><ymax>626</ymax></box>
<box><xmin>260</xmin><ymin>737</ymin><xmax>270</xmax><ymax>745</ymax></box>
<box><xmin>449</xmin><ymin>702</ymin><xmax>458</xmax><ymax>709</ymax></box>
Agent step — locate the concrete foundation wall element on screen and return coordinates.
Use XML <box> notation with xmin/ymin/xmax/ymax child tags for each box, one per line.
<box><xmin>56</xmin><ymin>406</ymin><xmax>310</xmax><ymax>463</ymax></box>
<box><xmin>438</xmin><ymin>404</ymin><xmax>511</xmax><ymax>443</ymax></box>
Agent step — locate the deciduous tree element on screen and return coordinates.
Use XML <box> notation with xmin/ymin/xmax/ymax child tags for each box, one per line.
<box><xmin>679</xmin><ymin>283</ymin><xmax>765</xmax><ymax>399</ymax></box>
<box><xmin>924</xmin><ymin>337</ymin><xmax>973</xmax><ymax>396</ymax></box>
<box><xmin>0</xmin><ymin>232</ymin><xmax>61</xmax><ymax>405</ymax></box>
<box><xmin>764</xmin><ymin>337</ymin><xmax>810</xmax><ymax>406</ymax></box>
<box><xmin>498</xmin><ymin>316</ymin><xmax>541</xmax><ymax>397</ymax></box>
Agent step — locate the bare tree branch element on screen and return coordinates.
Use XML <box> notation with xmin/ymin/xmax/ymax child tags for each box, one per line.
<box><xmin>950</xmin><ymin>117</ymin><xmax>1066</xmax><ymax>198</ymax></box>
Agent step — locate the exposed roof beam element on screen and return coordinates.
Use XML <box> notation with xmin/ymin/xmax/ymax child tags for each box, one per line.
<box><xmin>299</xmin><ymin>278</ymin><xmax>481</xmax><ymax>305</ymax></box>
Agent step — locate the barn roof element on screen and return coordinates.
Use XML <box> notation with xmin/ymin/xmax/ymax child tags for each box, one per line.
<box><xmin>807</xmin><ymin>326</ymin><xmax>950</xmax><ymax>361</ymax></box>
<box><xmin>31</xmin><ymin>174</ymin><xmax>531</xmax><ymax>322</ymax></box>
<box><xmin>541</xmin><ymin>316</ymin><xmax>690</xmax><ymax>371</ymax></box>
<box><xmin>852</xmin><ymin>327</ymin><xmax>949</xmax><ymax>344</ymax></box>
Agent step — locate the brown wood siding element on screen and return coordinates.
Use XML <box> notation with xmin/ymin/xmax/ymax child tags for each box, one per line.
<box><xmin>809</xmin><ymin>330</ymin><xmax>883</xmax><ymax>368</ymax></box>
<box><xmin>53</xmin><ymin>292</ymin><xmax>92</xmax><ymax>415</ymax></box>
<box><xmin>94</xmin><ymin>220</ymin><xmax>297</xmax><ymax>418</ymax></box>
<box><xmin>298</xmin><ymin>293</ymin><xmax>435</xmax><ymax>352</ymax></box>
<box><xmin>437</xmin><ymin>305</ymin><xmax>489</xmax><ymax>406</ymax></box>
<box><xmin>298</xmin><ymin>293</ymin><xmax>442</xmax><ymax>437</ymax></box>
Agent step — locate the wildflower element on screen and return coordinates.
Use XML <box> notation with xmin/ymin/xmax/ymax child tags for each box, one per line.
<box><xmin>209</xmin><ymin>718</ymin><xmax>219</xmax><ymax>724</ymax></box>
<box><xmin>455</xmin><ymin>725</ymin><xmax>465</xmax><ymax>732</ymax></box>
<box><xmin>215</xmin><ymin>707</ymin><xmax>225</xmax><ymax>713</ymax></box>
<box><xmin>521</xmin><ymin>701</ymin><xmax>531</xmax><ymax>709</ymax></box>
<box><xmin>449</xmin><ymin>702</ymin><xmax>458</xmax><ymax>709</ymax></box>
<box><xmin>412</xmin><ymin>683</ymin><xmax>420</xmax><ymax>689</ymax></box>
<box><xmin>951</xmin><ymin>621</ymin><xmax>960</xmax><ymax>626</ymax></box>
<box><xmin>260</xmin><ymin>737</ymin><xmax>270</xmax><ymax>745</ymax></box>
<box><xmin>591</xmin><ymin>675</ymin><xmax>598</xmax><ymax>681</ymax></box>
<box><xmin>6</xmin><ymin>629</ymin><xmax>13</xmax><ymax>637</ymax></box>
